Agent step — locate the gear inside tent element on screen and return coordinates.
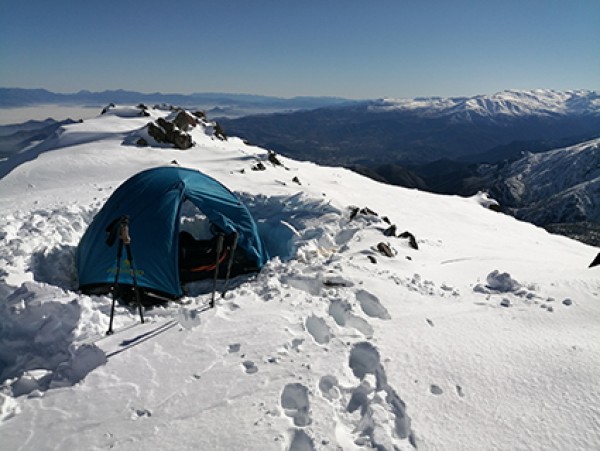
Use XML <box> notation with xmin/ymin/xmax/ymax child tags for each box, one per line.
<box><xmin>76</xmin><ymin>166</ymin><xmax>269</xmax><ymax>304</ymax></box>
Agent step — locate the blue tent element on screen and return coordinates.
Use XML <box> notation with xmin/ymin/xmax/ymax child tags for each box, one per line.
<box><xmin>76</xmin><ymin>166</ymin><xmax>268</xmax><ymax>299</ymax></box>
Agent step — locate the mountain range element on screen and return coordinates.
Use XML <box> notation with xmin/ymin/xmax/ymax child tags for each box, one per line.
<box><xmin>0</xmin><ymin>88</ymin><xmax>352</xmax><ymax>118</ymax></box>
<box><xmin>220</xmin><ymin>89</ymin><xmax>600</xmax><ymax>166</ymax></box>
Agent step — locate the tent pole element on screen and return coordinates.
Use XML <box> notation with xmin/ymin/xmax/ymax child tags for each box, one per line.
<box><xmin>221</xmin><ymin>232</ymin><xmax>238</xmax><ymax>298</ymax></box>
<box><xmin>210</xmin><ymin>234</ymin><xmax>225</xmax><ymax>308</ymax></box>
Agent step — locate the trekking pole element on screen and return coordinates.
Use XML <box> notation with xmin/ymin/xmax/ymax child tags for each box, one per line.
<box><xmin>221</xmin><ymin>232</ymin><xmax>238</xmax><ymax>298</ymax></box>
<box><xmin>106</xmin><ymin>234</ymin><xmax>124</xmax><ymax>335</ymax></box>
<box><xmin>210</xmin><ymin>234</ymin><xmax>225</xmax><ymax>308</ymax></box>
<box><xmin>120</xmin><ymin>217</ymin><xmax>145</xmax><ymax>324</ymax></box>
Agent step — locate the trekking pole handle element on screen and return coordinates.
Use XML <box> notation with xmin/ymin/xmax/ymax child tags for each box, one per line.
<box><xmin>119</xmin><ymin>218</ymin><xmax>131</xmax><ymax>245</ymax></box>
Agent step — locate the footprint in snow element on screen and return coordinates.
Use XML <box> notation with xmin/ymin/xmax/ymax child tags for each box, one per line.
<box><xmin>356</xmin><ymin>289</ymin><xmax>391</xmax><ymax>320</ymax></box>
<box><xmin>318</xmin><ymin>375</ymin><xmax>340</xmax><ymax>401</ymax></box>
<box><xmin>328</xmin><ymin>299</ymin><xmax>374</xmax><ymax>338</ymax></box>
<box><xmin>242</xmin><ymin>360</ymin><xmax>258</xmax><ymax>374</ymax></box>
<box><xmin>430</xmin><ymin>384</ymin><xmax>444</xmax><ymax>395</ymax></box>
<box><xmin>228</xmin><ymin>343</ymin><xmax>241</xmax><ymax>353</ymax></box>
<box><xmin>281</xmin><ymin>383</ymin><xmax>311</xmax><ymax>427</ymax></box>
<box><xmin>348</xmin><ymin>342</ymin><xmax>415</xmax><ymax>446</ymax></box>
<box><xmin>289</xmin><ymin>429</ymin><xmax>315</xmax><ymax>451</ymax></box>
<box><xmin>284</xmin><ymin>338</ymin><xmax>304</xmax><ymax>353</ymax></box>
<box><xmin>305</xmin><ymin>315</ymin><xmax>331</xmax><ymax>345</ymax></box>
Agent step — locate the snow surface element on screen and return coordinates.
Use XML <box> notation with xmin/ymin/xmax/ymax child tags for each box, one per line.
<box><xmin>0</xmin><ymin>105</ymin><xmax>599</xmax><ymax>450</ymax></box>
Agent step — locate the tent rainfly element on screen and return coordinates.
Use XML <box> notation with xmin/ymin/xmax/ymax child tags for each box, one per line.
<box><xmin>76</xmin><ymin>166</ymin><xmax>269</xmax><ymax>301</ymax></box>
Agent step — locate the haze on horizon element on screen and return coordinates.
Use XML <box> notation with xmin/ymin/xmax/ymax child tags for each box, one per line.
<box><xmin>0</xmin><ymin>0</ymin><xmax>599</xmax><ymax>100</ymax></box>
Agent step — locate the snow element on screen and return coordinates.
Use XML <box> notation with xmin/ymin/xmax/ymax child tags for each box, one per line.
<box><xmin>1</xmin><ymin>105</ymin><xmax>599</xmax><ymax>450</ymax></box>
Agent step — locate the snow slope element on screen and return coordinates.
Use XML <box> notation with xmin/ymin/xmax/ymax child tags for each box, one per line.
<box><xmin>0</xmin><ymin>105</ymin><xmax>599</xmax><ymax>450</ymax></box>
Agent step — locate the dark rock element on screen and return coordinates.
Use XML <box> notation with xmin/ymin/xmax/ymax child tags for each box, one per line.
<box><xmin>562</xmin><ymin>298</ymin><xmax>573</xmax><ymax>306</ymax></box>
<box><xmin>360</xmin><ymin>207</ymin><xmax>378</xmax><ymax>216</ymax></box>
<box><xmin>382</xmin><ymin>216</ymin><xmax>391</xmax><ymax>224</ymax></box>
<box><xmin>292</xmin><ymin>176</ymin><xmax>301</xmax><ymax>185</ymax></box>
<box><xmin>137</xmin><ymin>103</ymin><xmax>150</xmax><ymax>115</ymax></box>
<box><xmin>399</xmin><ymin>231</ymin><xmax>418</xmax><ymax>250</ymax></box>
<box><xmin>383</xmin><ymin>225</ymin><xmax>397</xmax><ymax>237</ymax></box>
<box><xmin>173</xmin><ymin>111</ymin><xmax>197</xmax><ymax>131</ymax></box>
<box><xmin>214</xmin><ymin>121</ymin><xmax>227</xmax><ymax>140</ymax></box>
<box><xmin>251</xmin><ymin>161</ymin><xmax>266</xmax><ymax>171</ymax></box>
<box><xmin>171</xmin><ymin>130</ymin><xmax>193</xmax><ymax>149</ymax></box>
<box><xmin>349</xmin><ymin>206</ymin><xmax>379</xmax><ymax>221</ymax></box>
<box><xmin>377</xmin><ymin>242</ymin><xmax>395</xmax><ymax>257</ymax></box>
<box><xmin>193</xmin><ymin>110</ymin><xmax>206</xmax><ymax>119</ymax></box>
<box><xmin>136</xmin><ymin>138</ymin><xmax>148</xmax><ymax>147</ymax></box>
<box><xmin>268</xmin><ymin>151</ymin><xmax>283</xmax><ymax>166</ymax></box>
<box><xmin>589</xmin><ymin>252</ymin><xmax>600</xmax><ymax>268</ymax></box>
<box><xmin>146</xmin><ymin>118</ymin><xmax>193</xmax><ymax>149</ymax></box>
<box><xmin>157</xmin><ymin>117</ymin><xmax>174</xmax><ymax>133</ymax></box>
<box><xmin>147</xmin><ymin>123</ymin><xmax>167</xmax><ymax>143</ymax></box>
<box><xmin>368</xmin><ymin>255</ymin><xmax>377</xmax><ymax>264</ymax></box>
<box><xmin>101</xmin><ymin>103</ymin><xmax>116</xmax><ymax>115</ymax></box>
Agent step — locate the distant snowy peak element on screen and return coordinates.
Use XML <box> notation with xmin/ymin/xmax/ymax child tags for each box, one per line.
<box><xmin>492</xmin><ymin>137</ymin><xmax>600</xmax><ymax>224</ymax></box>
<box><xmin>370</xmin><ymin>89</ymin><xmax>600</xmax><ymax>119</ymax></box>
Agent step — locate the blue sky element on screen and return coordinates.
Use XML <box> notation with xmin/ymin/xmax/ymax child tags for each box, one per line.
<box><xmin>1</xmin><ymin>0</ymin><xmax>598</xmax><ymax>99</ymax></box>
